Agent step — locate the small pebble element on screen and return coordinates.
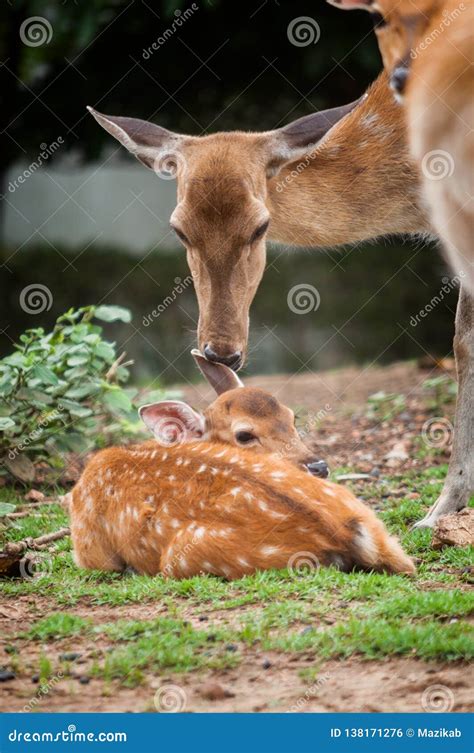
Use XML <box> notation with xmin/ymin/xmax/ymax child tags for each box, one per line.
<box><xmin>60</xmin><ymin>652</ymin><xmax>81</xmax><ymax>662</ymax></box>
<box><xmin>370</xmin><ymin>467</ymin><xmax>381</xmax><ymax>478</ymax></box>
<box><xmin>31</xmin><ymin>674</ymin><xmax>40</xmax><ymax>684</ymax></box>
<box><xmin>262</xmin><ymin>659</ymin><xmax>272</xmax><ymax>670</ymax></box>
<box><xmin>0</xmin><ymin>671</ymin><xmax>15</xmax><ymax>682</ymax></box>
<box><xmin>226</xmin><ymin>644</ymin><xmax>238</xmax><ymax>652</ymax></box>
<box><xmin>78</xmin><ymin>676</ymin><xmax>90</xmax><ymax>684</ymax></box>
<box><xmin>198</xmin><ymin>615</ymin><xmax>208</xmax><ymax>622</ymax></box>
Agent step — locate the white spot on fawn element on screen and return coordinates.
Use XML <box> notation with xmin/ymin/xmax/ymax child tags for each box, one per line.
<box><xmin>197</xmin><ymin>464</ymin><xmax>207</xmax><ymax>473</ymax></box>
<box><xmin>260</xmin><ymin>545</ymin><xmax>280</xmax><ymax>556</ymax></box>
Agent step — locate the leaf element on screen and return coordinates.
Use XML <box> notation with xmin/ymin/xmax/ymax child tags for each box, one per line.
<box><xmin>16</xmin><ymin>388</ymin><xmax>53</xmax><ymax>405</ymax></box>
<box><xmin>31</xmin><ymin>365</ymin><xmax>59</xmax><ymax>385</ymax></box>
<box><xmin>66</xmin><ymin>382</ymin><xmax>101</xmax><ymax>399</ymax></box>
<box><xmin>0</xmin><ymin>417</ymin><xmax>15</xmax><ymax>431</ymax></box>
<box><xmin>3</xmin><ymin>454</ymin><xmax>36</xmax><ymax>483</ymax></box>
<box><xmin>94</xmin><ymin>305</ymin><xmax>132</xmax><ymax>323</ymax></box>
<box><xmin>0</xmin><ymin>502</ymin><xmax>15</xmax><ymax>517</ymax></box>
<box><xmin>103</xmin><ymin>389</ymin><xmax>133</xmax><ymax>414</ymax></box>
<box><xmin>66</xmin><ymin>355</ymin><xmax>90</xmax><ymax>367</ymax></box>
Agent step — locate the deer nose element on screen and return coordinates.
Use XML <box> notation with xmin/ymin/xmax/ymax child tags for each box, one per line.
<box><xmin>203</xmin><ymin>344</ymin><xmax>243</xmax><ymax>371</ymax></box>
<box><xmin>306</xmin><ymin>460</ymin><xmax>329</xmax><ymax>479</ymax></box>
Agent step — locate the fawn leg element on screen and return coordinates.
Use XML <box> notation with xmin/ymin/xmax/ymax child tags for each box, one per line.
<box><xmin>414</xmin><ymin>285</ymin><xmax>474</xmax><ymax>528</ymax></box>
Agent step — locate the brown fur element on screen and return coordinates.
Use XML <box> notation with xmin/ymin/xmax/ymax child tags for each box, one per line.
<box><xmin>70</xmin><ymin>440</ymin><xmax>415</xmax><ymax>579</ymax></box>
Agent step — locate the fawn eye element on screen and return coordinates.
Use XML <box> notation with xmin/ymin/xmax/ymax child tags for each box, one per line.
<box><xmin>249</xmin><ymin>220</ymin><xmax>270</xmax><ymax>245</ymax></box>
<box><xmin>170</xmin><ymin>224</ymin><xmax>189</xmax><ymax>245</ymax></box>
<box><xmin>235</xmin><ymin>430</ymin><xmax>257</xmax><ymax>444</ymax></box>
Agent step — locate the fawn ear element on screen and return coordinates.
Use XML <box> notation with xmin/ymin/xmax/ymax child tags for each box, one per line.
<box><xmin>191</xmin><ymin>349</ymin><xmax>244</xmax><ymax>395</ymax></box>
<box><xmin>87</xmin><ymin>107</ymin><xmax>185</xmax><ymax>174</ymax></box>
<box><xmin>326</xmin><ymin>0</ymin><xmax>374</xmax><ymax>9</ymax></box>
<box><xmin>265</xmin><ymin>96</ymin><xmax>364</xmax><ymax>177</ymax></box>
<box><xmin>139</xmin><ymin>401</ymin><xmax>205</xmax><ymax>444</ymax></box>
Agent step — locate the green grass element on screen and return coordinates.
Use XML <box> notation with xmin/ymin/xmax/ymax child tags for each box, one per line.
<box><xmin>1</xmin><ymin>464</ymin><xmax>473</xmax><ymax>687</ymax></box>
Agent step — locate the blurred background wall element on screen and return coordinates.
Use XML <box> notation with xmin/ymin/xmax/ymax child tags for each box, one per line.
<box><xmin>0</xmin><ymin>0</ymin><xmax>458</xmax><ymax>384</ymax></box>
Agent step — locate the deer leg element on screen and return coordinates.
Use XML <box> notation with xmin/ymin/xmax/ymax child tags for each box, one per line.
<box><xmin>414</xmin><ymin>285</ymin><xmax>474</xmax><ymax>528</ymax></box>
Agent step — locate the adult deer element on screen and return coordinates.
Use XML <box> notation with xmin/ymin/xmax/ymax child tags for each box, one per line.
<box><xmin>71</xmin><ymin>351</ymin><xmax>414</xmax><ymax>577</ymax></box>
<box><xmin>326</xmin><ymin>0</ymin><xmax>474</xmax><ymax>528</ymax></box>
<box><xmin>88</xmin><ymin>72</ymin><xmax>472</xmax><ymax>528</ymax></box>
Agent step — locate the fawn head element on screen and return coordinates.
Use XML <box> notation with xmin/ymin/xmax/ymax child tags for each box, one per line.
<box><xmin>138</xmin><ymin>350</ymin><xmax>328</xmax><ymax>478</ymax></box>
<box><xmin>327</xmin><ymin>0</ymin><xmax>443</xmax><ymax>97</ymax></box>
<box><xmin>88</xmin><ymin>98</ymin><xmax>360</xmax><ymax>370</ymax></box>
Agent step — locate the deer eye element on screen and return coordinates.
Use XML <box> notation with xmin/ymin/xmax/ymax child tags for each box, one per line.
<box><xmin>249</xmin><ymin>220</ymin><xmax>270</xmax><ymax>245</ymax></box>
<box><xmin>170</xmin><ymin>224</ymin><xmax>189</xmax><ymax>245</ymax></box>
<box><xmin>372</xmin><ymin>11</ymin><xmax>388</xmax><ymax>28</ymax></box>
<box><xmin>235</xmin><ymin>430</ymin><xmax>257</xmax><ymax>444</ymax></box>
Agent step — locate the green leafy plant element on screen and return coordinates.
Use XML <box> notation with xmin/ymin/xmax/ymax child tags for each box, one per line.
<box><xmin>0</xmin><ymin>305</ymin><xmax>149</xmax><ymax>479</ymax></box>
<box><xmin>422</xmin><ymin>375</ymin><xmax>457</xmax><ymax>411</ymax></box>
<box><xmin>366</xmin><ymin>391</ymin><xmax>406</xmax><ymax>422</ymax></box>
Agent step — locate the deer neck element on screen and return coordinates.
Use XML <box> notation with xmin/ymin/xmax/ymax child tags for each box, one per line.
<box><xmin>266</xmin><ymin>74</ymin><xmax>431</xmax><ymax>248</ymax></box>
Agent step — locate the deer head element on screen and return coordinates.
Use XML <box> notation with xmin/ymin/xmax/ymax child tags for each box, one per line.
<box><xmin>139</xmin><ymin>350</ymin><xmax>329</xmax><ymax>478</ymax></box>
<box><xmin>88</xmin><ymin>98</ymin><xmax>361</xmax><ymax>370</ymax></box>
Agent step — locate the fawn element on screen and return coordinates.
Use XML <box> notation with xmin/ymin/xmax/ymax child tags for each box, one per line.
<box><xmin>70</xmin><ymin>352</ymin><xmax>415</xmax><ymax>578</ymax></box>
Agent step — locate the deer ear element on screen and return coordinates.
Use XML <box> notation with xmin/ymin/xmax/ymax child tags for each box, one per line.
<box><xmin>139</xmin><ymin>401</ymin><xmax>205</xmax><ymax>444</ymax></box>
<box><xmin>265</xmin><ymin>96</ymin><xmax>364</xmax><ymax>177</ymax></box>
<box><xmin>191</xmin><ymin>349</ymin><xmax>244</xmax><ymax>395</ymax></box>
<box><xmin>326</xmin><ymin>0</ymin><xmax>374</xmax><ymax>9</ymax></box>
<box><xmin>87</xmin><ymin>107</ymin><xmax>185</xmax><ymax>174</ymax></box>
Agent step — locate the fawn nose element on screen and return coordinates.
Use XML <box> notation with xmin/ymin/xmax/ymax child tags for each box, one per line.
<box><xmin>390</xmin><ymin>66</ymin><xmax>409</xmax><ymax>96</ymax></box>
<box><xmin>306</xmin><ymin>460</ymin><xmax>329</xmax><ymax>479</ymax></box>
<box><xmin>203</xmin><ymin>344</ymin><xmax>243</xmax><ymax>371</ymax></box>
